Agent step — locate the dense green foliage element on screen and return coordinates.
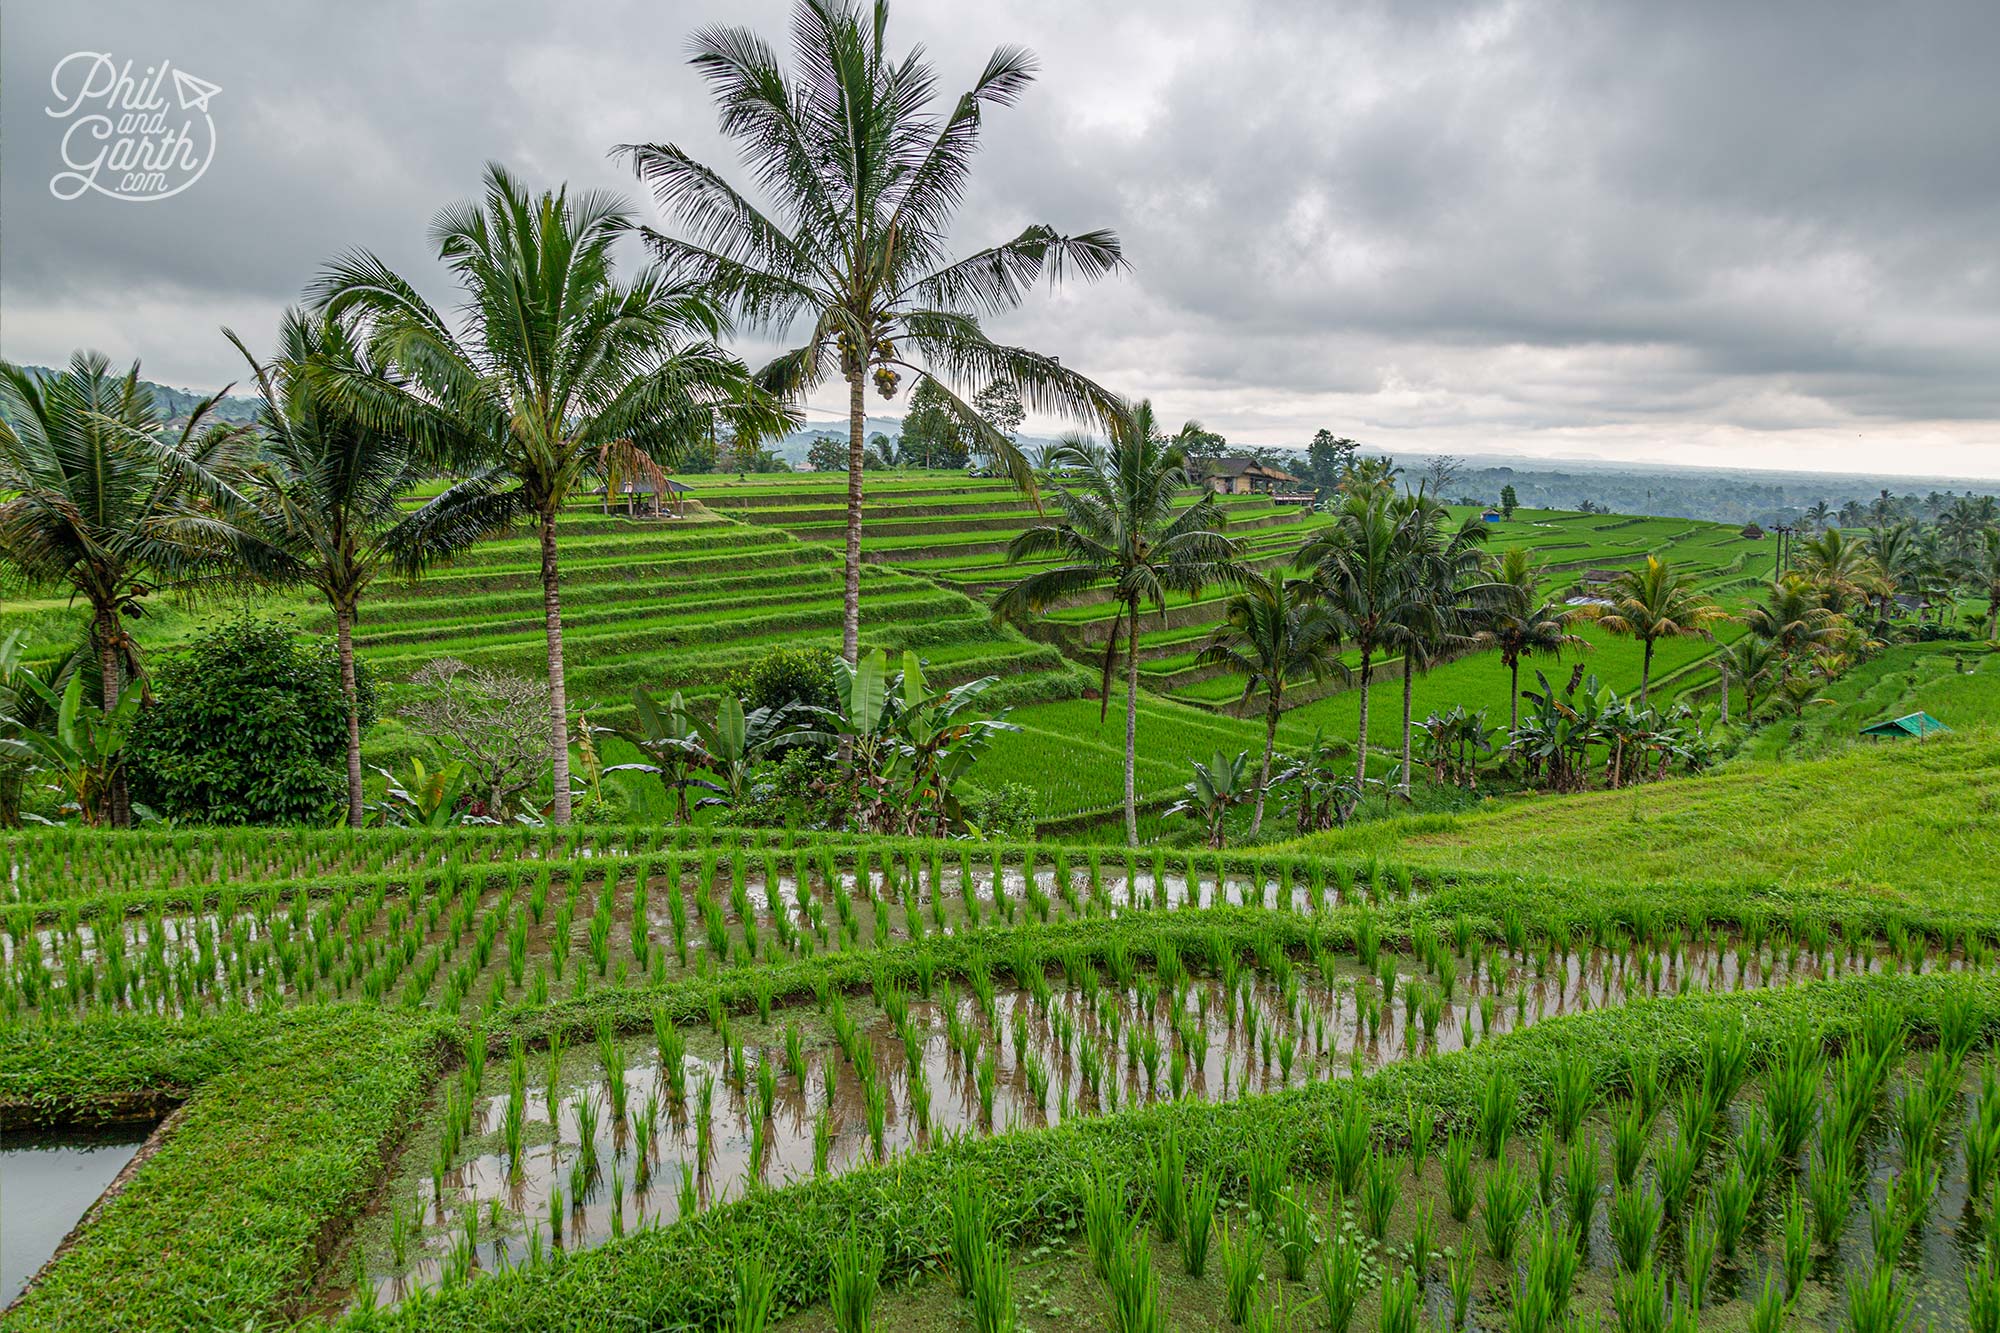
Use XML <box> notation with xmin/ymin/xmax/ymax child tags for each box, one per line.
<box><xmin>128</xmin><ymin>618</ymin><xmax>371</xmax><ymax>825</ymax></box>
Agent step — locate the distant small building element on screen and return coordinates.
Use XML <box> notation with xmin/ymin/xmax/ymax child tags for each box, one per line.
<box><xmin>1860</xmin><ymin>711</ymin><xmax>1950</xmax><ymax>740</ymax></box>
<box><xmin>604</xmin><ymin>476</ymin><xmax>693</xmax><ymax>518</ymax></box>
<box><xmin>1199</xmin><ymin>457</ymin><xmax>1300</xmax><ymax>496</ymax></box>
<box><xmin>1481</xmin><ymin>508</ymin><xmax>1503</xmax><ymax>523</ymax></box>
<box><xmin>1740</xmin><ymin>522</ymin><xmax>1766</xmax><ymax>540</ymax></box>
<box><xmin>1577</xmin><ymin>568</ymin><xmax>1628</xmax><ymax>593</ymax></box>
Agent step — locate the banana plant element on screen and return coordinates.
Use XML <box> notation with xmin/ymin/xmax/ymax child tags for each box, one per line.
<box><xmin>798</xmin><ymin>649</ymin><xmax>1018</xmax><ymax>835</ymax></box>
<box><xmin>370</xmin><ymin>757</ymin><xmax>471</xmax><ymax>827</ymax></box>
<box><xmin>1165</xmin><ymin>749</ymin><xmax>1253</xmax><ymax>849</ymax></box>
<box><xmin>602</xmin><ymin>687</ymin><xmax>711</xmax><ymax>823</ymax></box>
<box><xmin>0</xmin><ymin>668</ymin><xmax>143</xmax><ymax>826</ymax></box>
<box><xmin>691</xmin><ymin>692</ymin><xmax>798</xmax><ymax>811</ymax></box>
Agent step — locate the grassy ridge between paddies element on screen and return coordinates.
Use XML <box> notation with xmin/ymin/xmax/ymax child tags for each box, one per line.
<box><xmin>10</xmin><ymin>827</ymin><xmax>2000</xmax><ymax>1333</ymax></box>
<box><xmin>333</xmin><ymin>963</ymin><xmax>2000</xmax><ymax>1333</ymax></box>
<box><xmin>1286</xmin><ymin>729</ymin><xmax>2000</xmax><ymax>910</ymax></box>
<box><xmin>1</xmin><ymin>1007</ymin><xmax>450</xmax><ymax>1332</ymax></box>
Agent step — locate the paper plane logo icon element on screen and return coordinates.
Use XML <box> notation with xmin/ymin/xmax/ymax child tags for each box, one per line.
<box><xmin>171</xmin><ymin>68</ymin><xmax>221</xmax><ymax>113</ymax></box>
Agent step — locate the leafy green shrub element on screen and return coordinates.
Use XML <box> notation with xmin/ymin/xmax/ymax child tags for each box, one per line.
<box><xmin>965</xmin><ymin>782</ymin><xmax>1038</xmax><ymax>841</ymax></box>
<box><xmin>727</xmin><ymin>645</ymin><xmax>841</xmax><ymax>715</ymax></box>
<box><xmin>128</xmin><ymin>617</ymin><xmax>370</xmax><ymax>824</ymax></box>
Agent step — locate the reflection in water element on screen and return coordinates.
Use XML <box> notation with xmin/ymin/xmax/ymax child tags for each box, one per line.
<box><xmin>359</xmin><ymin>921</ymin><xmax>1945</xmax><ymax>1306</ymax></box>
<box><xmin>1</xmin><ymin>1124</ymin><xmax>152</xmax><ymax>1306</ymax></box>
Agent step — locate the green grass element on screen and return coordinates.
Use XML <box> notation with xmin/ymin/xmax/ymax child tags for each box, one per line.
<box><xmin>1286</xmin><ymin>729</ymin><xmax>2000</xmax><ymax>911</ymax></box>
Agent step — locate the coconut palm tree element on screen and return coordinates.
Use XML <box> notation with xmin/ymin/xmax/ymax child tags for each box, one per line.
<box><xmin>1968</xmin><ymin>526</ymin><xmax>2000</xmax><ymax>641</ymax></box>
<box><xmin>1589</xmin><ymin>556</ymin><xmax>1725</xmax><ymax>709</ymax></box>
<box><xmin>1299</xmin><ymin>492</ymin><xmax>1412</xmax><ymax>790</ymax></box>
<box><xmin>227</xmin><ymin>312</ymin><xmax>516</xmax><ymax>827</ymax></box>
<box><xmin>312</xmin><ymin>163</ymin><xmax>786</xmax><ymax>823</ymax></box>
<box><xmin>620</xmin><ymin>0</ymin><xmax>1124</xmax><ymax>665</ymax></box>
<box><xmin>1480</xmin><ymin>548</ymin><xmax>1586</xmax><ymax>734</ymax></box>
<box><xmin>1387</xmin><ymin>492</ymin><xmax>1494</xmax><ymax>793</ymax></box>
<box><xmin>1804</xmin><ymin>500</ymin><xmax>1833</xmax><ymax>533</ymax></box>
<box><xmin>0</xmin><ymin>353</ymin><xmax>267</xmax><ymax>826</ymax></box>
<box><xmin>1716</xmin><ymin>633</ymin><xmax>1779</xmax><ymax>724</ymax></box>
<box><xmin>992</xmin><ymin>399</ymin><xmax>1243</xmax><ymax>846</ymax></box>
<box><xmin>1795</xmin><ymin>529</ymin><xmax>1875</xmax><ymax>613</ymax></box>
<box><xmin>1738</xmin><ymin>575</ymin><xmax>1848</xmax><ymax>663</ymax></box>
<box><xmin>1863</xmin><ymin>521</ymin><xmax>1919</xmax><ymax>624</ymax></box>
<box><xmin>1194</xmin><ymin>573</ymin><xmax>1345</xmax><ymax>835</ymax></box>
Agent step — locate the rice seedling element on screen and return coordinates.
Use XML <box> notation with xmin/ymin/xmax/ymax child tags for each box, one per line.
<box><xmin>1968</xmin><ymin>1247</ymin><xmax>2000</xmax><ymax>1333</ymax></box>
<box><xmin>731</xmin><ymin>1253</ymin><xmax>777</xmax><ymax>1333</ymax></box>
<box><xmin>1479</xmin><ymin>1068</ymin><xmax>1520</xmax><ymax>1158</ymax></box>
<box><xmin>1710</xmin><ymin>1163</ymin><xmax>1753</xmax><ymax>1260</ymax></box>
<box><xmin>1444</xmin><ymin>1128</ymin><xmax>1477</xmax><ymax>1222</ymax></box>
<box><xmin>1808</xmin><ymin>1138</ymin><xmax>1854</xmax><ymax>1249</ymax></box>
<box><xmin>1447</xmin><ymin>1240</ymin><xmax>1478</xmax><ymax>1329</ymax></box>
<box><xmin>1329</xmin><ymin>1094</ymin><xmax>1369</xmax><ymax>1196</ymax></box>
<box><xmin>1551</xmin><ymin>1051</ymin><xmax>1597</xmax><ymax>1143</ymax></box>
<box><xmin>1318</xmin><ymin>1226</ymin><xmax>1363</xmax><ymax>1333</ymax></box>
<box><xmin>1361</xmin><ymin>1146</ymin><xmax>1400</xmax><ymax>1240</ymax></box>
<box><xmin>1106</xmin><ymin>1222</ymin><xmax>1163</xmax><ymax>1333</ymax></box>
<box><xmin>1612</xmin><ymin>1256</ymin><xmax>1666</xmax><ymax>1333</ymax></box>
<box><xmin>965</xmin><ymin>1235</ymin><xmax>1016</xmax><ymax>1333</ymax></box>
<box><xmin>1271</xmin><ymin>1186</ymin><xmax>1317</xmax><ymax>1281</ymax></box>
<box><xmin>1536</xmin><ymin>1122</ymin><xmax>1560</xmax><ymax>1208</ymax></box>
<box><xmin>1681</xmin><ymin>1210</ymin><xmax>1716</xmax><ymax>1310</ymax></box>
<box><xmin>1149</xmin><ymin>1126</ymin><xmax>1186</xmax><ymax>1241</ymax></box>
<box><xmin>1481</xmin><ymin>1160</ymin><xmax>1532</xmax><ymax>1263</ymax></box>
<box><xmin>1183</xmin><ymin>1167</ymin><xmax>1220</xmax><ymax>1277</ymax></box>
<box><xmin>1747</xmin><ymin>1269</ymin><xmax>1787</xmax><ymax>1333</ymax></box>
<box><xmin>1866</xmin><ymin>1184</ymin><xmax>1913</xmax><ymax>1268</ymax></box>
<box><xmin>1405</xmin><ymin>1098</ymin><xmax>1435</xmax><ymax>1178</ymax></box>
<box><xmin>1611</xmin><ymin>1181</ymin><xmax>1662</xmax><ymax>1272</ymax></box>
<box><xmin>1842</xmin><ymin>1261</ymin><xmax>1911</xmax><ymax>1333</ymax></box>
<box><xmin>1626</xmin><ymin>1049</ymin><xmax>1663</xmax><ymax>1125</ymax></box>
<box><xmin>1613</xmin><ymin>1100</ymin><xmax>1650</xmax><ymax>1188</ymax></box>
<box><xmin>1779</xmin><ymin>1183</ymin><xmax>1809</xmax><ymax>1294</ymax></box>
<box><xmin>1763</xmin><ymin>1024</ymin><xmax>1824</xmax><ymax>1159</ymax></box>
<box><xmin>1407</xmin><ymin>1197</ymin><xmax>1436</xmax><ymax>1274</ymax></box>
<box><xmin>1566</xmin><ymin>1131</ymin><xmax>1602</xmax><ymax>1243</ymax></box>
<box><xmin>1082</xmin><ymin>1165</ymin><xmax>1125</xmax><ymax>1279</ymax></box>
<box><xmin>676</xmin><ymin>1160</ymin><xmax>698</xmax><ymax>1218</ymax></box>
<box><xmin>1652</xmin><ymin>1130</ymin><xmax>1700</xmax><ymax>1218</ymax></box>
<box><xmin>1377</xmin><ymin>1264</ymin><xmax>1419</xmax><ymax>1333</ymax></box>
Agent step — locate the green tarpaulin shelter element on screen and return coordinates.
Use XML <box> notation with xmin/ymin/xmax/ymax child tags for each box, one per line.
<box><xmin>1859</xmin><ymin>711</ymin><xmax>1950</xmax><ymax>739</ymax></box>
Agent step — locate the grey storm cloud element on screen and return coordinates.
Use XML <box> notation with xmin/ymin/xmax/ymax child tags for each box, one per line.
<box><xmin>3</xmin><ymin>0</ymin><xmax>1998</xmax><ymax>477</ymax></box>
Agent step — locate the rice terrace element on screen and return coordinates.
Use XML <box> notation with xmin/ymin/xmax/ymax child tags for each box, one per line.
<box><xmin>5</xmin><ymin>4</ymin><xmax>2000</xmax><ymax>1333</ymax></box>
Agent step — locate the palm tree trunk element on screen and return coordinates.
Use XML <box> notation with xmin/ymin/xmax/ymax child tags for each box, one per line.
<box><xmin>1986</xmin><ymin>589</ymin><xmax>1997</xmax><ymax>640</ymax></box>
<box><xmin>841</xmin><ymin>371</ymin><xmax>865</xmax><ymax>666</ymax></box>
<box><xmin>1353</xmin><ymin>647</ymin><xmax>1373</xmax><ymax>790</ymax></box>
<box><xmin>1397</xmin><ymin>649</ymin><xmax>1415</xmax><ymax>793</ymax></box>
<box><xmin>1123</xmin><ymin>599</ymin><xmax>1140</xmax><ymax>849</ymax></box>
<box><xmin>95</xmin><ymin>605</ymin><xmax>130</xmax><ymax>828</ymax></box>
<box><xmin>539</xmin><ymin>511</ymin><xmax>573</xmax><ymax>825</ymax></box>
<box><xmin>1717</xmin><ymin>665</ymin><xmax>1730</xmax><ymax>727</ymax></box>
<box><xmin>1252</xmin><ymin>691</ymin><xmax>1278</xmax><ymax>836</ymax></box>
<box><xmin>335</xmin><ymin>603</ymin><xmax>365</xmax><ymax>828</ymax></box>
<box><xmin>1638</xmin><ymin>637</ymin><xmax>1654</xmax><ymax>710</ymax></box>
<box><xmin>1508</xmin><ymin>657</ymin><xmax>1520</xmax><ymax>734</ymax></box>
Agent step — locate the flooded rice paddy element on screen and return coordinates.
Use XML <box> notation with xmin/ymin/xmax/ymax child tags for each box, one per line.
<box><xmin>346</xmin><ymin>917</ymin><xmax>1973</xmax><ymax>1307</ymax></box>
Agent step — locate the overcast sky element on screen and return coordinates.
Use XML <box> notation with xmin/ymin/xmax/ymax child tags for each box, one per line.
<box><xmin>5</xmin><ymin>1</ymin><xmax>1999</xmax><ymax>480</ymax></box>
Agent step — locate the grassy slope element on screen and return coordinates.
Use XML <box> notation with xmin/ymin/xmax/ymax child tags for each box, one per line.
<box><xmin>1282</xmin><ymin>729</ymin><xmax>2000</xmax><ymax>907</ymax></box>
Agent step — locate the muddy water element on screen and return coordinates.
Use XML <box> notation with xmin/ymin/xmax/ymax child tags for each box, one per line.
<box><xmin>9</xmin><ymin>860</ymin><xmax>1951</xmax><ymax>1022</ymax></box>
<box><xmin>0</xmin><ymin>1125</ymin><xmax>152</xmax><ymax>1307</ymax></box>
<box><xmin>355</xmin><ymin>931</ymin><xmax>1942</xmax><ymax>1305</ymax></box>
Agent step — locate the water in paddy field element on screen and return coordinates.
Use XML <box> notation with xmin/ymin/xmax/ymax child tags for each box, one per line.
<box><xmin>346</xmin><ymin>928</ymin><xmax>1962</xmax><ymax>1307</ymax></box>
<box><xmin>0</xmin><ymin>1124</ymin><xmax>152</xmax><ymax>1307</ymax></box>
<box><xmin>9</xmin><ymin>860</ymin><xmax>1956</xmax><ymax>1022</ymax></box>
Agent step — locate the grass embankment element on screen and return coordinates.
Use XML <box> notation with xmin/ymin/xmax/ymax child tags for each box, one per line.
<box><xmin>1284</xmin><ymin>730</ymin><xmax>2000</xmax><ymax>910</ymax></box>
